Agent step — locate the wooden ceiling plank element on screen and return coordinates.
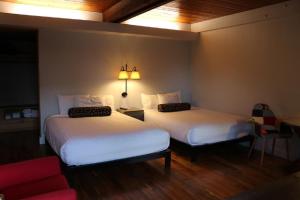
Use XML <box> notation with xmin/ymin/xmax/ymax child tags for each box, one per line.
<box><xmin>142</xmin><ymin>0</ymin><xmax>289</xmax><ymax>24</ymax></box>
<box><xmin>103</xmin><ymin>0</ymin><xmax>173</xmax><ymax>22</ymax></box>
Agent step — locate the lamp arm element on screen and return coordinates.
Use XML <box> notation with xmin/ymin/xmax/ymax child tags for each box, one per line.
<box><xmin>122</xmin><ymin>79</ymin><xmax>128</xmax><ymax>97</ymax></box>
<box><xmin>125</xmin><ymin>79</ymin><xmax>127</xmax><ymax>93</ymax></box>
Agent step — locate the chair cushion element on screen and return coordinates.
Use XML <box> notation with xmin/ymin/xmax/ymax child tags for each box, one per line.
<box><xmin>22</xmin><ymin>189</ymin><xmax>77</xmax><ymax>200</ymax></box>
<box><xmin>0</xmin><ymin>156</ymin><xmax>61</xmax><ymax>189</ymax></box>
<box><xmin>2</xmin><ymin>175</ymin><xmax>69</xmax><ymax>200</ymax></box>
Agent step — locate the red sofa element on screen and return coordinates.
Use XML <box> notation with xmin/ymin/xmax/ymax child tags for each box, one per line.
<box><xmin>0</xmin><ymin>156</ymin><xmax>76</xmax><ymax>200</ymax></box>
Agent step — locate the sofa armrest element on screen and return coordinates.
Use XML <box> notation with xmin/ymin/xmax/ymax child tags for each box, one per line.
<box><xmin>0</xmin><ymin>156</ymin><xmax>61</xmax><ymax>189</ymax></box>
<box><xmin>21</xmin><ymin>189</ymin><xmax>77</xmax><ymax>200</ymax></box>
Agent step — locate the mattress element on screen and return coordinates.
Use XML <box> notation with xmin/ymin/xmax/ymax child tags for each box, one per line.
<box><xmin>144</xmin><ymin>108</ymin><xmax>252</xmax><ymax>146</ymax></box>
<box><xmin>45</xmin><ymin>112</ymin><xmax>170</xmax><ymax>166</ymax></box>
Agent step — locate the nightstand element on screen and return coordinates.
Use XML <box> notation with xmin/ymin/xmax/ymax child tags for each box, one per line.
<box><xmin>116</xmin><ymin>108</ymin><xmax>144</xmax><ymax>121</ymax></box>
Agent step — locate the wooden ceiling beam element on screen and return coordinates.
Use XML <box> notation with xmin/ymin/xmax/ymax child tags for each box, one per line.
<box><xmin>103</xmin><ymin>0</ymin><xmax>173</xmax><ymax>23</ymax></box>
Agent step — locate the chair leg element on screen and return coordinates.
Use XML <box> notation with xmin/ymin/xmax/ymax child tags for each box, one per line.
<box><xmin>249</xmin><ymin>135</ymin><xmax>255</xmax><ymax>149</ymax></box>
<box><xmin>272</xmin><ymin>137</ymin><xmax>276</xmax><ymax>155</ymax></box>
<box><xmin>260</xmin><ymin>137</ymin><xmax>266</xmax><ymax>166</ymax></box>
<box><xmin>286</xmin><ymin>138</ymin><xmax>290</xmax><ymax>161</ymax></box>
<box><xmin>248</xmin><ymin>136</ymin><xmax>257</xmax><ymax>158</ymax></box>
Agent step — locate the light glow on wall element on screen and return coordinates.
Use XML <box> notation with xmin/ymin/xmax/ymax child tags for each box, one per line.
<box><xmin>0</xmin><ymin>1</ymin><xmax>102</xmax><ymax>21</ymax></box>
<box><xmin>15</xmin><ymin>0</ymin><xmax>84</xmax><ymax>10</ymax></box>
<box><xmin>124</xmin><ymin>18</ymin><xmax>182</xmax><ymax>30</ymax></box>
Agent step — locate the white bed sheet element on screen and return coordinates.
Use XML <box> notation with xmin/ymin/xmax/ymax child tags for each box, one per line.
<box><xmin>45</xmin><ymin>112</ymin><xmax>170</xmax><ymax>166</ymax></box>
<box><xmin>144</xmin><ymin>108</ymin><xmax>252</xmax><ymax>146</ymax></box>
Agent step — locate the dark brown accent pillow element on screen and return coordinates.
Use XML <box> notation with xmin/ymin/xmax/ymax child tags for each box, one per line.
<box><xmin>68</xmin><ymin>106</ymin><xmax>111</xmax><ymax>118</ymax></box>
<box><xmin>158</xmin><ymin>103</ymin><xmax>191</xmax><ymax>112</ymax></box>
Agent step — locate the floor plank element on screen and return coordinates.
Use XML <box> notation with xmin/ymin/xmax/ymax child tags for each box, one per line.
<box><xmin>0</xmin><ymin>132</ymin><xmax>290</xmax><ymax>200</ymax></box>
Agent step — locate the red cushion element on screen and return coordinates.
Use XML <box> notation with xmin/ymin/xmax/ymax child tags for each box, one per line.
<box><xmin>2</xmin><ymin>175</ymin><xmax>69</xmax><ymax>200</ymax></box>
<box><xmin>22</xmin><ymin>189</ymin><xmax>77</xmax><ymax>200</ymax></box>
<box><xmin>0</xmin><ymin>156</ymin><xmax>61</xmax><ymax>189</ymax></box>
<box><xmin>264</xmin><ymin>117</ymin><xmax>277</xmax><ymax>126</ymax></box>
<box><xmin>260</xmin><ymin>128</ymin><xmax>269</xmax><ymax>136</ymax></box>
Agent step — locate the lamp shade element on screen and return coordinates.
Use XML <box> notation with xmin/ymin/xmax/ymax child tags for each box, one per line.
<box><xmin>130</xmin><ymin>67</ymin><xmax>140</xmax><ymax>80</ymax></box>
<box><xmin>118</xmin><ymin>66</ymin><xmax>129</xmax><ymax>80</ymax></box>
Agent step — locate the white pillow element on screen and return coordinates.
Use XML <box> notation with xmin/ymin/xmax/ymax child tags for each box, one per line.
<box><xmin>58</xmin><ymin>95</ymin><xmax>89</xmax><ymax>115</ymax></box>
<box><xmin>92</xmin><ymin>95</ymin><xmax>115</xmax><ymax>110</ymax></box>
<box><xmin>74</xmin><ymin>95</ymin><xmax>91</xmax><ymax>107</ymax></box>
<box><xmin>74</xmin><ymin>95</ymin><xmax>103</xmax><ymax>107</ymax></box>
<box><xmin>90</xmin><ymin>96</ymin><xmax>103</xmax><ymax>106</ymax></box>
<box><xmin>157</xmin><ymin>91</ymin><xmax>182</xmax><ymax>104</ymax></box>
<box><xmin>58</xmin><ymin>95</ymin><xmax>75</xmax><ymax>115</ymax></box>
<box><xmin>141</xmin><ymin>93</ymin><xmax>158</xmax><ymax>109</ymax></box>
<box><xmin>58</xmin><ymin>94</ymin><xmax>114</xmax><ymax>115</ymax></box>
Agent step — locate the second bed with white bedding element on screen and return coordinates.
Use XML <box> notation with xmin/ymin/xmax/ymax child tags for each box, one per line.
<box><xmin>45</xmin><ymin>112</ymin><xmax>170</xmax><ymax>166</ymax></box>
<box><xmin>144</xmin><ymin>108</ymin><xmax>252</xmax><ymax>146</ymax></box>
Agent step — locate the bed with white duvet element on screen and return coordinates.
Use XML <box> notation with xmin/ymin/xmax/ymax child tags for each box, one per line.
<box><xmin>45</xmin><ymin>94</ymin><xmax>169</xmax><ymax>166</ymax></box>
<box><xmin>45</xmin><ymin>112</ymin><xmax>169</xmax><ymax>166</ymax></box>
<box><xmin>144</xmin><ymin>108</ymin><xmax>252</xmax><ymax>146</ymax></box>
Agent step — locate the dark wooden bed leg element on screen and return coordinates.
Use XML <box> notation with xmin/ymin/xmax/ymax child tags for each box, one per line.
<box><xmin>190</xmin><ymin>147</ymin><xmax>197</xmax><ymax>162</ymax></box>
<box><xmin>62</xmin><ymin>164</ymin><xmax>76</xmax><ymax>187</ymax></box>
<box><xmin>165</xmin><ymin>149</ymin><xmax>171</xmax><ymax>171</ymax></box>
<box><xmin>45</xmin><ymin>140</ymin><xmax>56</xmax><ymax>156</ymax></box>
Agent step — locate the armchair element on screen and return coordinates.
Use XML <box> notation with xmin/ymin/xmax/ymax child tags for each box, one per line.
<box><xmin>0</xmin><ymin>156</ymin><xmax>76</xmax><ymax>200</ymax></box>
<box><xmin>248</xmin><ymin>104</ymin><xmax>293</xmax><ymax>165</ymax></box>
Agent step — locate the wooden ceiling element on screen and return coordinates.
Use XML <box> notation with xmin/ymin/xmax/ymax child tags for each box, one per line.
<box><xmin>0</xmin><ymin>0</ymin><xmax>288</xmax><ymax>24</ymax></box>
<box><xmin>128</xmin><ymin>0</ymin><xmax>288</xmax><ymax>24</ymax></box>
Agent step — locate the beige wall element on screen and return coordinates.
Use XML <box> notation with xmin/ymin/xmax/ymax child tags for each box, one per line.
<box><xmin>191</xmin><ymin>11</ymin><xmax>300</xmax><ymax>160</ymax></box>
<box><xmin>191</xmin><ymin>13</ymin><xmax>300</xmax><ymax>118</ymax></box>
<box><xmin>39</xmin><ymin>29</ymin><xmax>191</xmax><ymax>141</ymax></box>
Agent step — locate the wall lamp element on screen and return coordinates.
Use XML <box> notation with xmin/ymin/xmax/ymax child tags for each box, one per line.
<box><xmin>118</xmin><ymin>64</ymin><xmax>140</xmax><ymax>97</ymax></box>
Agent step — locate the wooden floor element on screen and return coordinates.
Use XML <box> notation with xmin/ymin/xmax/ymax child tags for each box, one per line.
<box><xmin>0</xmin><ymin>132</ymin><xmax>291</xmax><ymax>200</ymax></box>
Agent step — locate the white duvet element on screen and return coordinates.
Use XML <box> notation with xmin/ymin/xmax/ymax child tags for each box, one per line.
<box><xmin>45</xmin><ymin>112</ymin><xmax>170</xmax><ymax>166</ymax></box>
<box><xmin>144</xmin><ymin>108</ymin><xmax>252</xmax><ymax>146</ymax></box>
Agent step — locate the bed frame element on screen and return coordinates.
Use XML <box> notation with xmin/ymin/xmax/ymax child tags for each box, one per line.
<box><xmin>170</xmin><ymin>135</ymin><xmax>254</xmax><ymax>162</ymax></box>
<box><xmin>45</xmin><ymin>140</ymin><xmax>171</xmax><ymax>172</ymax></box>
